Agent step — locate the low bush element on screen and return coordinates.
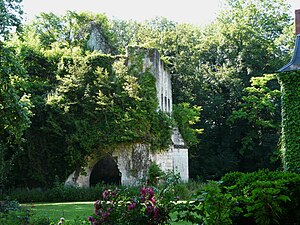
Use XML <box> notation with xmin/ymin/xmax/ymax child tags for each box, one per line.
<box><xmin>2</xmin><ymin>168</ymin><xmax>204</xmax><ymax>204</ymax></box>
<box><xmin>0</xmin><ymin>200</ymin><xmax>31</xmax><ymax>225</ymax></box>
<box><xmin>173</xmin><ymin>170</ymin><xmax>300</xmax><ymax>225</ymax></box>
<box><xmin>2</xmin><ymin>183</ymin><xmax>130</xmax><ymax>203</ymax></box>
<box><xmin>173</xmin><ymin>181</ymin><xmax>237</xmax><ymax>225</ymax></box>
<box><xmin>88</xmin><ymin>187</ymin><xmax>174</xmax><ymax>225</ymax></box>
<box><xmin>221</xmin><ymin>169</ymin><xmax>300</xmax><ymax>225</ymax></box>
<box><xmin>148</xmin><ymin>165</ymin><xmax>206</xmax><ymax>201</ymax></box>
<box><xmin>0</xmin><ymin>199</ymin><xmax>21</xmax><ymax>212</ymax></box>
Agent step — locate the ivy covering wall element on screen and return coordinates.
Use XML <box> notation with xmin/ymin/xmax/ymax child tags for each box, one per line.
<box><xmin>277</xmin><ymin>71</ymin><xmax>300</xmax><ymax>173</ymax></box>
<box><xmin>2</xmin><ymin>10</ymin><xmax>201</xmax><ymax>188</ymax></box>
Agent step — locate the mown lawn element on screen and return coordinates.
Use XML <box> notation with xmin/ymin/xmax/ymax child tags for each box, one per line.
<box><xmin>24</xmin><ymin>202</ymin><xmax>193</xmax><ymax>225</ymax></box>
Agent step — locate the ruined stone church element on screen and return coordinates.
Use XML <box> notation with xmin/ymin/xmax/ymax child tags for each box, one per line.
<box><xmin>65</xmin><ymin>26</ymin><xmax>189</xmax><ymax>187</ymax></box>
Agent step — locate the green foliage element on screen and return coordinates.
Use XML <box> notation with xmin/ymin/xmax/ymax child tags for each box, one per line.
<box><xmin>0</xmin><ymin>43</ymin><xmax>32</xmax><ymax>190</ymax></box>
<box><xmin>25</xmin><ymin>11</ymin><xmax>116</xmax><ymax>51</ymax></box>
<box><xmin>244</xmin><ymin>181</ymin><xmax>290</xmax><ymax>225</ymax></box>
<box><xmin>221</xmin><ymin>170</ymin><xmax>300</xmax><ymax>224</ymax></box>
<box><xmin>45</xmin><ymin>51</ymin><xmax>172</xmax><ymax>171</ymax></box>
<box><xmin>112</xmin><ymin>2</ymin><xmax>291</xmax><ymax>178</ymax></box>
<box><xmin>3</xmin><ymin>183</ymin><xmax>137</xmax><ymax>203</ymax></box>
<box><xmin>0</xmin><ymin>209</ymin><xmax>31</xmax><ymax>225</ymax></box>
<box><xmin>2</xmin><ymin>0</ymin><xmax>295</xmax><ymax>188</ymax></box>
<box><xmin>230</xmin><ymin>74</ymin><xmax>281</xmax><ymax>129</ymax></box>
<box><xmin>147</xmin><ymin>167</ymin><xmax>204</xmax><ymax>201</ymax></box>
<box><xmin>185</xmin><ymin>0</ymin><xmax>290</xmax><ymax>179</ymax></box>
<box><xmin>110</xmin><ymin>19</ymin><xmax>141</xmax><ymax>54</ymax></box>
<box><xmin>174</xmin><ymin>181</ymin><xmax>235</xmax><ymax>225</ymax></box>
<box><xmin>6</xmin><ymin>42</ymin><xmax>71</xmax><ymax>188</ymax></box>
<box><xmin>0</xmin><ymin>200</ymin><xmax>21</xmax><ymax>213</ymax></box>
<box><xmin>5</xmin><ymin>24</ymin><xmax>173</xmax><ymax>188</ymax></box>
<box><xmin>174</xmin><ymin>171</ymin><xmax>300</xmax><ymax>225</ymax></box>
<box><xmin>148</xmin><ymin>162</ymin><xmax>164</xmax><ymax>186</ymax></box>
<box><xmin>173</xmin><ymin>103</ymin><xmax>203</xmax><ymax>146</ymax></box>
<box><xmin>89</xmin><ymin>187</ymin><xmax>172</xmax><ymax>225</ymax></box>
<box><xmin>277</xmin><ymin>71</ymin><xmax>300</xmax><ymax>173</ymax></box>
<box><xmin>0</xmin><ymin>0</ymin><xmax>23</xmax><ymax>40</ymax></box>
<box><xmin>30</xmin><ymin>216</ymin><xmax>51</xmax><ymax>225</ymax></box>
<box><xmin>228</xmin><ymin>74</ymin><xmax>281</xmax><ymax>170</ymax></box>
<box><xmin>0</xmin><ymin>43</ymin><xmax>31</xmax><ymax>145</ymax></box>
<box><xmin>0</xmin><ymin>200</ymin><xmax>31</xmax><ymax>225</ymax></box>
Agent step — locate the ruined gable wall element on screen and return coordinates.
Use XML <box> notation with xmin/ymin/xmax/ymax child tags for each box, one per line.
<box><xmin>65</xmin><ymin>47</ymin><xmax>188</xmax><ymax>187</ymax></box>
<box><xmin>87</xmin><ymin>23</ymin><xmax>111</xmax><ymax>53</ymax></box>
<box><xmin>127</xmin><ymin>47</ymin><xmax>188</xmax><ymax>182</ymax></box>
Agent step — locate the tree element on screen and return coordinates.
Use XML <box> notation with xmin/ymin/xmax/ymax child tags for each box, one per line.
<box><xmin>0</xmin><ymin>0</ymin><xmax>23</xmax><ymax>40</ymax></box>
<box><xmin>0</xmin><ymin>43</ymin><xmax>31</xmax><ymax>190</ymax></box>
<box><xmin>110</xmin><ymin>1</ymin><xmax>292</xmax><ymax>178</ymax></box>
<box><xmin>228</xmin><ymin>74</ymin><xmax>281</xmax><ymax>171</ymax></box>
<box><xmin>192</xmin><ymin>0</ymin><xmax>290</xmax><ymax>178</ymax></box>
<box><xmin>173</xmin><ymin>103</ymin><xmax>203</xmax><ymax>147</ymax></box>
<box><xmin>45</xmin><ymin>51</ymin><xmax>173</xmax><ymax>176</ymax></box>
<box><xmin>5</xmin><ymin>0</ymin><xmax>294</xmax><ymax>186</ymax></box>
<box><xmin>26</xmin><ymin>11</ymin><xmax>116</xmax><ymax>51</ymax></box>
<box><xmin>0</xmin><ymin>0</ymin><xmax>32</xmax><ymax>191</ymax></box>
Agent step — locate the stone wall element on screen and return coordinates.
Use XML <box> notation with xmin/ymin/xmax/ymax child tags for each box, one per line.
<box><xmin>127</xmin><ymin>47</ymin><xmax>173</xmax><ymax>113</ymax></box>
<box><xmin>65</xmin><ymin>143</ymin><xmax>150</xmax><ymax>187</ymax></box>
<box><xmin>130</xmin><ymin>47</ymin><xmax>188</xmax><ymax>182</ymax></box>
<box><xmin>87</xmin><ymin>22</ymin><xmax>111</xmax><ymax>53</ymax></box>
<box><xmin>65</xmin><ymin>47</ymin><xmax>189</xmax><ymax>187</ymax></box>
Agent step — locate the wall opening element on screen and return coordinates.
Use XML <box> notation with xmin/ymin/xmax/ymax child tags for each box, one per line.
<box><xmin>165</xmin><ymin>96</ymin><xmax>167</xmax><ymax>111</ymax></box>
<box><xmin>90</xmin><ymin>155</ymin><xmax>121</xmax><ymax>186</ymax></box>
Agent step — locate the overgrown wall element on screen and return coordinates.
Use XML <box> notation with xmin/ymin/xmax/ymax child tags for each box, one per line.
<box><xmin>277</xmin><ymin>71</ymin><xmax>300</xmax><ymax>172</ymax></box>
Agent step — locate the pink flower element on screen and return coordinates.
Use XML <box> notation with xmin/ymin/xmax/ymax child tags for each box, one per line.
<box><xmin>102</xmin><ymin>211</ymin><xmax>110</xmax><ymax>220</ymax></box>
<box><xmin>94</xmin><ymin>200</ymin><xmax>102</xmax><ymax>215</ymax></box>
<box><xmin>153</xmin><ymin>207</ymin><xmax>159</xmax><ymax>220</ymax></box>
<box><xmin>146</xmin><ymin>205</ymin><xmax>154</xmax><ymax>214</ymax></box>
<box><xmin>127</xmin><ymin>202</ymin><xmax>137</xmax><ymax>210</ymax></box>
<box><xmin>140</xmin><ymin>187</ymin><xmax>147</xmax><ymax>196</ymax></box>
<box><xmin>148</xmin><ymin>188</ymin><xmax>154</xmax><ymax>198</ymax></box>
<box><xmin>102</xmin><ymin>190</ymin><xmax>110</xmax><ymax>200</ymax></box>
<box><xmin>149</xmin><ymin>197</ymin><xmax>156</xmax><ymax>205</ymax></box>
<box><xmin>88</xmin><ymin>216</ymin><xmax>94</xmax><ymax>222</ymax></box>
<box><xmin>111</xmin><ymin>191</ymin><xmax>117</xmax><ymax>198</ymax></box>
<box><xmin>140</xmin><ymin>187</ymin><xmax>154</xmax><ymax>198</ymax></box>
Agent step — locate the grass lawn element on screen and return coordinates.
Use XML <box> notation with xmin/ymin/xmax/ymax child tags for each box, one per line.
<box><xmin>24</xmin><ymin>202</ymin><xmax>194</xmax><ymax>225</ymax></box>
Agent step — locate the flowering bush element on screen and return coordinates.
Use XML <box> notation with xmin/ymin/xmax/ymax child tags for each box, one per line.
<box><xmin>88</xmin><ymin>187</ymin><xmax>172</xmax><ymax>225</ymax></box>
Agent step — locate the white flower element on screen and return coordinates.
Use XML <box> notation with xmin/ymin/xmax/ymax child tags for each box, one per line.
<box><xmin>58</xmin><ymin>217</ymin><xmax>65</xmax><ymax>224</ymax></box>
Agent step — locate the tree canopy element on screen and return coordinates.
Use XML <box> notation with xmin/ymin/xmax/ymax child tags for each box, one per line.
<box><xmin>0</xmin><ymin>0</ymin><xmax>297</xmax><ymax>188</ymax></box>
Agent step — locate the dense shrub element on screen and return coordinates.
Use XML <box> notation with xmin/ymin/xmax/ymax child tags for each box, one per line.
<box><xmin>0</xmin><ymin>200</ymin><xmax>31</xmax><ymax>225</ymax></box>
<box><xmin>88</xmin><ymin>187</ymin><xmax>173</xmax><ymax>225</ymax></box>
<box><xmin>173</xmin><ymin>170</ymin><xmax>300</xmax><ymax>225</ymax></box>
<box><xmin>2</xmin><ymin>184</ymin><xmax>124</xmax><ymax>203</ymax></box>
<box><xmin>148</xmin><ymin>162</ymin><xmax>164</xmax><ymax>186</ymax></box>
<box><xmin>173</xmin><ymin>181</ymin><xmax>237</xmax><ymax>225</ymax></box>
<box><xmin>221</xmin><ymin>170</ymin><xmax>300</xmax><ymax>225</ymax></box>
<box><xmin>147</xmin><ymin>165</ymin><xmax>205</xmax><ymax>201</ymax></box>
<box><xmin>1</xmin><ymin>169</ymin><xmax>206</xmax><ymax>220</ymax></box>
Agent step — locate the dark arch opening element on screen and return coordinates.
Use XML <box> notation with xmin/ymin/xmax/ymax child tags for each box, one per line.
<box><xmin>90</xmin><ymin>155</ymin><xmax>121</xmax><ymax>186</ymax></box>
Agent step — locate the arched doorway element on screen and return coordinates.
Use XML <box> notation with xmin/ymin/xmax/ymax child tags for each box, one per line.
<box><xmin>89</xmin><ymin>155</ymin><xmax>121</xmax><ymax>186</ymax></box>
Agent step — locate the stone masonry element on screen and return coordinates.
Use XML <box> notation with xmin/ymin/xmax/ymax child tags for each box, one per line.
<box><xmin>65</xmin><ymin>34</ymin><xmax>188</xmax><ymax>187</ymax></box>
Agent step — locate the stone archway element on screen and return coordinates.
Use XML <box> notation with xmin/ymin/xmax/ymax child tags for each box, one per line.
<box><xmin>89</xmin><ymin>155</ymin><xmax>121</xmax><ymax>186</ymax></box>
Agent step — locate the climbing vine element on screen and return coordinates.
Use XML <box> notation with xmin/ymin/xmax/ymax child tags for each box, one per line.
<box><xmin>46</xmin><ymin>49</ymin><xmax>173</xmax><ymax>171</ymax></box>
<box><xmin>277</xmin><ymin>71</ymin><xmax>300</xmax><ymax>173</ymax></box>
<box><xmin>5</xmin><ymin>12</ymin><xmax>201</xmax><ymax>188</ymax></box>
